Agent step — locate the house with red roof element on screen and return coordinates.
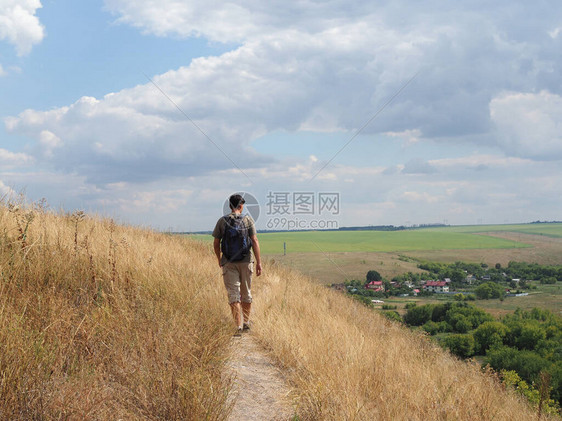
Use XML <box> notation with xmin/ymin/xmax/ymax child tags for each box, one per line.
<box><xmin>423</xmin><ymin>280</ymin><xmax>449</xmax><ymax>293</ymax></box>
<box><xmin>365</xmin><ymin>280</ymin><xmax>384</xmax><ymax>292</ymax></box>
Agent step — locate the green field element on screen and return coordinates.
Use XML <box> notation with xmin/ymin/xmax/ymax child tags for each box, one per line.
<box><xmin>191</xmin><ymin>223</ymin><xmax>562</xmax><ymax>254</ymax></box>
<box><xmin>190</xmin><ymin>223</ymin><xmax>562</xmax><ymax>250</ymax></box>
<box><xmin>253</xmin><ymin>228</ymin><xmax>532</xmax><ymax>254</ymax></box>
<box><xmin>188</xmin><ymin>223</ymin><xmax>562</xmax><ymax>284</ymax></box>
<box><xmin>428</xmin><ymin>223</ymin><xmax>562</xmax><ymax>238</ymax></box>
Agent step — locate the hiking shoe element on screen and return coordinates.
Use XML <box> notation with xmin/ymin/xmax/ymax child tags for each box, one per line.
<box><xmin>243</xmin><ymin>322</ymin><xmax>251</xmax><ymax>331</ymax></box>
<box><xmin>233</xmin><ymin>327</ymin><xmax>243</xmax><ymax>337</ymax></box>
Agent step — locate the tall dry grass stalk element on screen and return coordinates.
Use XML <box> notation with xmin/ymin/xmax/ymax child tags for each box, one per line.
<box><xmin>0</xmin><ymin>199</ymin><xmax>233</xmax><ymax>420</ymax></box>
<box><xmin>251</xmin><ymin>262</ymin><xmax>557</xmax><ymax>420</ymax></box>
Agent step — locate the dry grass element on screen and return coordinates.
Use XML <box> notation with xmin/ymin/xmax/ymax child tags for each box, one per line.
<box><xmin>252</xmin><ymin>262</ymin><xmax>557</xmax><ymax>420</ymax></box>
<box><xmin>0</xmin><ymin>198</ymin><xmax>233</xmax><ymax>420</ymax></box>
<box><xmin>405</xmin><ymin>232</ymin><xmax>562</xmax><ymax>267</ymax></box>
<box><xmin>267</xmin><ymin>251</ymin><xmax>425</xmax><ymax>285</ymax></box>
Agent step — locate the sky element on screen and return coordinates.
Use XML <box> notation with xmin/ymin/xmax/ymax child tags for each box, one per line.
<box><xmin>0</xmin><ymin>0</ymin><xmax>561</xmax><ymax>232</ymax></box>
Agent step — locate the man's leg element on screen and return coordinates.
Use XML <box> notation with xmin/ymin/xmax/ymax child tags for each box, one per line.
<box><xmin>242</xmin><ymin>302</ymin><xmax>251</xmax><ymax>325</ymax></box>
<box><xmin>240</xmin><ymin>262</ymin><xmax>253</xmax><ymax>329</ymax></box>
<box><xmin>230</xmin><ymin>302</ymin><xmax>243</xmax><ymax>328</ymax></box>
<box><xmin>223</xmin><ymin>263</ymin><xmax>243</xmax><ymax>331</ymax></box>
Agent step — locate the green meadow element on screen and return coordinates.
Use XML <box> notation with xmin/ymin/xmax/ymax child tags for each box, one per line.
<box><xmin>255</xmin><ymin>228</ymin><xmax>535</xmax><ymax>254</ymax></box>
<box><xmin>428</xmin><ymin>222</ymin><xmax>562</xmax><ymax>238</ymax></box>
<box><xmin>189</xmin><ymin>223</ymin><xmax>562</xmax><ymax>287</ymax></box>
<box><xmin>191</xmin><ymin>224</ymin><xmax>548</xmax><ymax>254</ymax></box>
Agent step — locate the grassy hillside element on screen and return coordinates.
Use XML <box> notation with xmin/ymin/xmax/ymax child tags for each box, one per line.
<box><xmin>1</xmin><ymin>201</ymin><xmax>554</xmax><ymax>420</ymax></box>
<box><xmin>0</xmin><ymin>201</ymin><xmax>233</xmax><ymax>419</ymax></box>
<box><xmin>252</xmin><ymin>264</ymin><xmax>557</xmax><ymax>420</ymax></box>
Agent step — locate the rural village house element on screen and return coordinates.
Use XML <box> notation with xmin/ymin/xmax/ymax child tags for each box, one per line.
<box><xmin>423</xmin><ymin>281</ymin><xmax>449</xmax><ymax>293</ymax></box>
<box><xmin>365</xmin><ymin>280</ymin><xmax>384</xmax><ymax>292</ymax></box>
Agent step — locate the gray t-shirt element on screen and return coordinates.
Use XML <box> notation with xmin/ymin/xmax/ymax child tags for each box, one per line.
<box><xmin>212</xmin><ymin>213</ymin><xmax>256</xmax><ymax>265</ymax></box>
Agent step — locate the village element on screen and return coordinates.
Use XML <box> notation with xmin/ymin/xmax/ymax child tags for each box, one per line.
<box><xmin>333</xmin><ymin>263</ymin><xmax>540</xmax><ymax>303</ymax></box>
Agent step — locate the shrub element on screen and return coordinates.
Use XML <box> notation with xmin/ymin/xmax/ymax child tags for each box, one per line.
<box><xmin>486</xmin><ymin>347</ymin><xmax>552</xmax><ymax>386</ymax></box>
<box><xmin>473</xmin><ymin>321</ymin><xmax>508</xmax><ymax>354</ymax></box>
<box><xmin>443</xmin><ymin>334</ymin><xmax>475</xmax><ymax>358</ymax></box>
<box><xmin>475</xmin><ymin>282</ymin><xmax>504</xmax><ymax>299</ymax></box>
<box><xmin>453</xmin><ymin>315</ymin><xmax>472</xmax><ymax>334</ymax></box>
<box><xmin>501</xmin><ymin>370</ymin><xmax>560</xmax><ymax>415</ymax></box>
<box><xmin>404</xmin><ymin>304</ymin><xmax>433</xmax><ymax>326</ymax></box>
<box><xmin>505</xmin><ymin>320</ymin><xmax>546</xmax><ymax>351</ymax></box>
<box><xmin>382</xmin><ymin>311</ymin><xmax>402</xmax><ymax>323</ymax></box>
<box><xmin>422</xmin><ymin>321</ymin><xmax>440</xmax><ymax>335</ymax></box>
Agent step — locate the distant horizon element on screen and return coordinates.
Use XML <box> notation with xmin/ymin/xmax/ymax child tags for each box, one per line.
<box><xmin>180</xmin><ymin>220</ymin><xmax>562</xmax><ymax>235</ymax></box>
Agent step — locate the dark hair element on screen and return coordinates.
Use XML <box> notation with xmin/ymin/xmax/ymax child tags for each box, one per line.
<box><xmin>229</xmin><ymin>194</ymin><xmax>245</xmax><ymax>210</ymax></box>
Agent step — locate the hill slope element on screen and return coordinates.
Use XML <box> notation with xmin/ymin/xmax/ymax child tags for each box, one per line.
<box><xmin>0</xmin><ymin>202</ymin><xmax>233</xmax><ymax>419</ymax></box>
<box><xmin>0</xmin><ymin>201</ymin><xmax>552</xmax><ymax>420</ymax></box>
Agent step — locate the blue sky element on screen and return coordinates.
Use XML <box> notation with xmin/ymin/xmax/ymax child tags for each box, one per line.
<box><xmin>1</xmin><ymin>0</ymin><xmax>561</xmax><ymax>231</ymax></box>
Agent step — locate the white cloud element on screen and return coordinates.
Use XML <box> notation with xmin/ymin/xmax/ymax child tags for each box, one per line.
<box><xmin>401</xmin><ymin>191</ymin><xmax>441</xmax><ymax>204</ymax></box>
<box><xmin>490</xmin><ymin>90</ymin><xmax>562</xmax><ymax>160</ymax></box>
<box><xmin>0</xmin><ymin>0</ymin><xmax>45</xmax><ymax>56</ymax></box>
<box><xmin>428</xmin><ymin>154</ymin><xmax>531</xmax><ymax>169</ymax></box>
<box><xmin>0</xmin><ymin>148</ymin><xmax>33</xmax><ymax>167</ymax></box>
<box><xmin>39</xmin><ymin>130</ymin><xmax>62</xmax><ymax>156</ymax></box>
<box><xmin>0</xmin><ymin>180</ymin><xmax>15</xmax><ymax>197</ymax></box>
<box><xmin>95</xmin><ymin>187</ymin><xmax>194</xmax><ymax>214</ymax></box>
<box><xmin>384</xmin><ymin>129</ymin><xmax>422</xmax><ymax>144</ymax></box>
<box><xmin>402</xmin><ymin>158</ymin><xmax>436</xmax><ymax>174</ymax></box>
<box><xmin>105</xmin><ymin>0</ymin><xmax>256</xmax><ymax>43</ymax></box>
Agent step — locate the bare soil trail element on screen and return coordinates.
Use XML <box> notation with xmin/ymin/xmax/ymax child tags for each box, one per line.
<box><xmin>226</xmin><ymin>332</ymin><xmax>295</xmax><ymax>421</ymax></box>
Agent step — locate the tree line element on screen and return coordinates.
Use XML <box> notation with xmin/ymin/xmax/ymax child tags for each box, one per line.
<box><xmin>404</xmin><ymin>302</ymin><xmax>562</xmax><ymax>410</ymax></box>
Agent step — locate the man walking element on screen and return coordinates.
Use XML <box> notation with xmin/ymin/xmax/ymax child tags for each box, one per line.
<box><xmin>213</xmin><ymin>194</ymin><xmax>262</xmax><ymax>336</ymax></box>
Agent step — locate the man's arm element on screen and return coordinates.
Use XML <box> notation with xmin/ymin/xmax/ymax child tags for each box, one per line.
<box><xmin>251</xmin><ymin>235</ymin><xmax>262</xmax><ymax>276</ymax></box>
<box><xmin>213</xmin><ymin>238</ymin><xmax>221</xmax><ymax>267</ymax></box>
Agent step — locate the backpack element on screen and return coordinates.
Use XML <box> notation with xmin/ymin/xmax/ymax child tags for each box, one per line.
<box><xmin>221</xmin><ymin>215</ymin><xmax>252</xmax><ymax>262</ymax></box>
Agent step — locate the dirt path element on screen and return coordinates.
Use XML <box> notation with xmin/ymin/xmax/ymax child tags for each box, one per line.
<box><xmin>226</xmin><ymin>332</ymin><xmax>295</xmax><ymax>421</ymax></box>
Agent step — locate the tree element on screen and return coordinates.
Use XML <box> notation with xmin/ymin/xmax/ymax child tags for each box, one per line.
<box><xmin>404</xmin><ymin>304</ymin><xmax>434</xmax><ymax>326</ymax></box>
<box><xmin>506</xmin><ymin>320</ymin><xmax>546</xmax><ymax>351</ymax></box>
<box><xmin>422</xmin><ymin>320</ymin><xmax>440</xmax><ymax>335</ymax></box>
<box><xmin>501</xmin><ymin>370</ymin><xmax>560</xmax><ymax>415</ymax></box>
<box><xmin>449</xmin><ymin>314</ymin><xmax>472</xmax><ymax>334</ymax></box>
<box><xmin>486</xmin><ymin>347</ymin><xmax>551</xmax><ymax>386</ymax></box>
<box><xmin>475</xmin><ymin>283</ymin><xmax>492</xmax><ymax>299</ymax></box>
<box><xmin>451</xmin><ymin>270</ymin><xmax>465</xmax><ymax>283</ymax></box>
<box><xmin>366</xmin><ymin>270</ymin><xmax>382</xmax><ymax>282</ymax></box>
<box><xmin>475</xmin><ymin>282</ymin><xmax>504</xmax><ymax>299</ymax></box>
<box><xmin>473</xmin><ymin>321</ymin><xmax>508</xmax><ymax>353</ymax></box>
<box><xmin>443</xmin><ymin>334</ymin><xmax>475</xmax><ymax>358</ymax></box>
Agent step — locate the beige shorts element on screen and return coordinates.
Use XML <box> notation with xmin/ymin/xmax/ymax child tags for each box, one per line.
<box><xmin>222</xmin><ymin>261</ymin><xmax>253</xmax><ymax>304</ymax></box>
